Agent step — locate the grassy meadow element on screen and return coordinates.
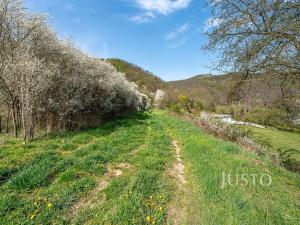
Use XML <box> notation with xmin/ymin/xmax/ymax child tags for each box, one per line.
<box><xmin>0</xmin><ymin>110</ymin><xmax>299</xmax><ymax>224</ymax></box>
<box><xmin>244</xmin><ymin>126</ymin><xmax>300</xmax><ymax>172</ymax></box>
<box><xmin>247</xmin><ymin>126</ymin><xmax>300</xmax><ymax>158</ymax></box>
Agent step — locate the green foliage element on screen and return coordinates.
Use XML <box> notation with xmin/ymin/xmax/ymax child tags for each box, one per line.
<box><xmin>227</xmin><ymin>105</ymin><xmax>298</xmax><ymax>131</ymax></box>
<box><xmin>169</xmin><ymin>103</ymin><xmax>184</xmax><ymax>114</ymax></box>
<box><xmin>169</xmin><ymin>95</ymin><xmax>205</xmax><ymax>114</ymax></box>
<box><xmin>178</xmin><ymin>95</ymin><xmax>188</xmax><ymax>104</ymax></box>
<box><xmin>244</xmin><ymin>107</ymin><xmax>290</xmax><ymax>127</ymax></box>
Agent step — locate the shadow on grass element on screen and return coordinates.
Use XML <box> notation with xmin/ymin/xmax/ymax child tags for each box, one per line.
<box><xmin>36</xmin><ymin>111</ymin><xmax>151</xmax><ymax>141</ymax></box>
<box><xmin>279</xmin><ymin>148</ymin><xmax>300</xmax><ymax>172</ymax></box>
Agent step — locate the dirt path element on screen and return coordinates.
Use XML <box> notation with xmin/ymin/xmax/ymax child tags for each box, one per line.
<box><xmin>70</xmin><ymin>163</ymin><xmax>132</xmax><ymax>217</ymax></box>
<box><xmin>69</xmin><ymin>142</ymin><xmax>145</xmax><ymax>219</ymax></box>
<box><xmin>167</xmin><ymin>139</ymin><xmax>189</xmax><ymax>225</ymax></box>
<box><xmin>171</xmin><ymin>140</ymin><xmax>187</xmax><ymax>185</ymax></box>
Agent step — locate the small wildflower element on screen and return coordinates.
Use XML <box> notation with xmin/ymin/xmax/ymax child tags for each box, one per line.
<box><xmin>146</xmin><ymin>215</ymin><xmax>151</xmax><ymax>223</ymax></box>
<box><xmin>33</xmin><ymin>202</ymin><xmax>37</xmax><ymax>205</ymax></box>
<box><xmin>159</xmin><ymin>207</ymin><xmax>163</xmax><ymax>212</ymax></box>
<box><xmin>152</xmin><ymin>221</ymin><xmax>155</xmax><ymax>224</ymax></box>
<box><xmin>30</xmin><ymin>214</ymin><xmax>35</xmax><ymax>220</ymax></box>
<box><xmin>47</xmin><ymin>203</ymin><xmax>53</xmax><ymax>208</ymax></box>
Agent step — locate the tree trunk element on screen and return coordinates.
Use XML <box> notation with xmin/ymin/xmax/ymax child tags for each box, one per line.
<box><xmin>6</xmin><ymin>108</ymin><xmax>10</xmax><ymax>133</ymax></box>
<box><xmin>22</xmin><ymin>106</ymin><xmax>35</xmax><ymax>142</ymax></box>
<box><xmin>280</xmin><ymin>76</ymin><xmax>293</xmax><ymax>121</ymax></box>
<box><xmin>0</xmin><ymin>115</ymin><xmax>2</xmax><ymax>133</ymax></box>
<box><xmin>11</xmin><ymin>103</ymin><xmax>18</xmax><ymax>137</ymax></box>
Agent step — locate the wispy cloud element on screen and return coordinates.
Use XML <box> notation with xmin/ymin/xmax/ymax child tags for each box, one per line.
<box><xmin>165</xmin><ymin>22</ymin><xmax>189</xmax><ymax>40</ymax></box>
<box><xmin>204</xmin><ymin>17</ymin><xmax>222</xmax><ymax>32</ymax></box>
<box><xmin>170</xmin><ymin>37</ymin><xmax>187</xmax><ymax>49</ymax></box>
<box><xmin>164</xmin><ymin>22</ymin><xmax>191</xmax><ymax>49</ymax></box>
<box><xmin>130</xmin><ymin>0</ymin><xmax>192</xmax><ymax>23</ymax></box>
<box><xmin>130</xmin><ymin>11</ymin><xmax>155</xmax><ymax>23</ymax></box>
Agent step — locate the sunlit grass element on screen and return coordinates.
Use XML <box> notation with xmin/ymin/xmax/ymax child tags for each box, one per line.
<box><xmin>0</xmin><ymin>110</ymin><xmax>299</xmax><ymax>224</ymax></box>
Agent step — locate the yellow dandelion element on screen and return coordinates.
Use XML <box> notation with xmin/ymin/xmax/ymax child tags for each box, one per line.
<box><xmin>159</xmin><ymin>207</ymin><xmax>163</xmax><ymax>212</ymax></box>
<box><xmin>47</xmin><ymin>203</ymin><xmax>53</xmax><ymax>208</ymax></box>
<box><xmin>146</xmin><ymin>215</ymin><xmax>151</xmax><ymax>222</ymax></box>
<box><xmin>152</xmin><ymin>221</ymin><xmax>155</xmax><ymax>224</ymax></box>
<box><xmin>30</xmin><ymin>214</ymin><xmax>35</xmax><ymax>220</ymax></box>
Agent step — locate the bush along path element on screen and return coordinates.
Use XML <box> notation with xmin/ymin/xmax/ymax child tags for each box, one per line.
<box><xmin>0</xmin><ymin>110</ymin><xmax>299</xmax><ymax>224</ymax></box>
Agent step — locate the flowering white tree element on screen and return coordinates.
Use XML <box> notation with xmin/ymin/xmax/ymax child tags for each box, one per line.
<box><xmin>0</xmin><ymin>0</ymin><xmax>149</xmax><ymax>140</ymax></box>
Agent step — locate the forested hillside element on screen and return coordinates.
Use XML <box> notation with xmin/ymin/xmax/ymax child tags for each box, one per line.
<box><xmin>107</xmin><ymin>59</ymin><xmax>166</xmax><ymax>96</ymax></box>
<box><xmin>168</xmin><ymin>73</ymin><xmax>300</xmax><ymax>110</ymax></box>
<box><xmin>106</xmin><ymin>59</ymin><xmax>300</xmax><ymax>128</ymax></box>
<box><xmin>107</xmin><ymin>59</ymin><xmax>300</xmax><ymax>115</ymax></box>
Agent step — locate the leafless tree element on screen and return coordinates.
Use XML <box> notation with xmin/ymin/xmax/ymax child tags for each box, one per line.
<box><xmin>205</xmin><ymin>0</ymin><xmax>300</xmax><ymax>118</ymax></box>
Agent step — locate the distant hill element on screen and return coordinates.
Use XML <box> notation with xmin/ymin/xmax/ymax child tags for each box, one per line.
<box><xmin>168</xmin><ymin>73</ymin><xmax>300</xmax><ymax>109</ymax></box>
<box><xmin>107</xmin><ymin>59</ymin><xmax>166</xmax><ymax>95</ymax></box>
<box><xmin>107</xmin><ymin>58</ymin><xmax>300</xmax><ymax>112</ymax></box>
<box><xmin>167</xmin><ymin>74</ymin><xmax>232</xmax><ymax>106</ymax></box>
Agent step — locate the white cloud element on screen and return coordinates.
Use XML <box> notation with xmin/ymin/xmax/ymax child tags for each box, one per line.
<box><xmin>130</xmin><ymin>11</ymin><xmax>155</xmax><ymax>23</ymax></box>
<box><xmin>165</xmin><ymin>22</ymin><xmax>191</xmax><ymax>49</ymax></box>
<box><xmin>135</xmin><ymin>0</ymin><xmax>192</xmax><ymax>15</ymax></box>
<box><xmin>204</xmin><ymin>17</ymin><xmax>222</xmax><ymax>32</ymax></box>
<box><xmin>130</xmin><ymin>0</ymin><xmax>192</xmax><ymax>23</ymax></box>
<box><xmin>165</xmin><ymin>22</ymin><xmax>189</xmax><ymax>40</ymax></box>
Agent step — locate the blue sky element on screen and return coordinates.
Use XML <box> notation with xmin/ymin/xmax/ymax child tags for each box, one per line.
<box><xmin>24</xmin><ymin>0</ymin><xmax>217</xmax><ymax>81</ymax></box>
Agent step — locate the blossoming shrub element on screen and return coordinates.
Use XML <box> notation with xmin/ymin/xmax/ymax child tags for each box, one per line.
<box><xmin>0</xmin><ymin>0</ymin><xmax>150</xmax><ymax>139</ymax></box>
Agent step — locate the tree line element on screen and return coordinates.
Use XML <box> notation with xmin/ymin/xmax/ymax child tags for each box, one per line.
<box><xmin>0</xmin><ymin>0</ymin><xmax>149</xmax><ymax>141</ymax></box>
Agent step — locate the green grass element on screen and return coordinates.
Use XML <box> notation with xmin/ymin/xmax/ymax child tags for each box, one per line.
<box><xmin>244</xmin><ymin>126</ymin><xmax>300</xmax><ymax>171</ymax></box>
<box><xmin>0</xmin><ymin>110</ymin><xmax>299</xmax><ymax>224</ymax></box>
<box><xmin>163</xmin><ymin>114</ymin><xmax>300</xmax><ymax>225</ymax></box>
<box><xmin>246</xmin><ymin>126</ymin><xmax>300</xmax><ymax>159</ymax></box>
